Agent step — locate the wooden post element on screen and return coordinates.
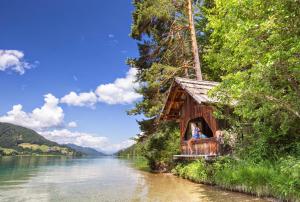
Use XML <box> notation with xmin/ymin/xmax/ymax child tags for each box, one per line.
<box><xmin>187</xmin><ymin>0</ymin><xmax>202</xmax><ymax>80</ymax></box>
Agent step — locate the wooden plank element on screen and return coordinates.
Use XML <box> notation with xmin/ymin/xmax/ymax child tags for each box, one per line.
<box><xmin>164</xmin><ymin>86</ymin><xmax>179</xmax><ymax>117</ymax></box>
<box><xmin>180</xmin><ymin>138</ymin><xmax>219</xmax><ymax>156</ymax></box>
<box><xmin>173</xmin><ymin>154</ymin><xmax>217</xmax><ymax>161</ymax></box>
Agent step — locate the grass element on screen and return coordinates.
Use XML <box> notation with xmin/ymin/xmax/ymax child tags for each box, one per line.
<box><xmin>0</xmin><ymin>147</ymin><xmax>18</xmax><ymax>155</ymax></box>
<box><xmin>131</xmin><ymin>157</ymin><xmax>150</xmax><ymax>172</ymax></box>
<box><xmin>172</xmin><ymin>156</ymin><xmax>300</xmax><ymax>202</ymax></box>
<box><xmin>118</xmin><ymin>156</ymin><xmax>150</xmax><ymax>172</ymax></box>
<box><xmin>19</xmin><ymin>143</ymin><xmax>50</xmax><ymax>152</ymax></box>
<box><xmin>18</xmin><ymin>143</ymin><xmax>72</xmax><ymax>155</ymax></box>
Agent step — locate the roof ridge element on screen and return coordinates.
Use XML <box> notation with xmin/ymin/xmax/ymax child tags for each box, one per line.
<box><xmin>175</xmin><ymin>77</ymin><xmax>219</xmax><ymax>85</ymax></box>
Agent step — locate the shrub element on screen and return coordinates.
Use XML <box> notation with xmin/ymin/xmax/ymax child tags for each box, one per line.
<box><xmin>143</xmin><ymin>125</ymin><xmax>180</xmax><ymax>171</ymax></box>
<box><xmin>173</xmin><ymin>160</ymin><xmax>208</xmax><ymax>183</ymax></box>
<box><xmin>271</xmin><ymin>157</ymin><xmax>300</xmax><ymax>201</ymax></box>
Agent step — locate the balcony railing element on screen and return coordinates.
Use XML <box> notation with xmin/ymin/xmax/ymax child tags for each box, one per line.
<box><xmin>181</xmin><ymin>137</ymin><xmax>219</xmax><ymax>156</ymax></box>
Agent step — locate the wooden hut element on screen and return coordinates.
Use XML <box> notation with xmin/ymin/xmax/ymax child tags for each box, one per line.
<box><xmin>160</xmin><ymin>77</ymin><xmax>221</xmax><ymax>158</ymax></box>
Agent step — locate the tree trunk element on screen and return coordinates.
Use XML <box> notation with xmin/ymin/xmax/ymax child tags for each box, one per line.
<box><xmin>187</xmin><ymin>0</ymin><xmax>202</xmax><ymax>80</ymax></box>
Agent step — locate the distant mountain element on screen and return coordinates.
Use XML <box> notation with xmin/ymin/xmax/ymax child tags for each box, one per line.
<box><xmin>65</xmin><ymin>143</ymin><xmax>106</xmax><ymax>156</ymax></box>
<box><xmin>0</xmin><ymin>122</ymin><xmax>80</xmax><ymax>156</ymax></box>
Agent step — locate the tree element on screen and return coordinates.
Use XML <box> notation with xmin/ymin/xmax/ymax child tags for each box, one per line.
<box><xmin>129</xmin><ymin>0</ymin><xmax>192</xmax><ymax>119</ymax></box>
<box><xmin>205</xmin><ymin>0</ymin><xmax>300</xmax><ymax>158</ymax></box>
<box><xmin>128</xmin><ymin>1</ymin><xmax>213</xmax><ymax>135</ymax></box>
<box><xmin>187</xmin><ymin>0</ymin><xmax>202</xmax><ymax>80</ymax></box>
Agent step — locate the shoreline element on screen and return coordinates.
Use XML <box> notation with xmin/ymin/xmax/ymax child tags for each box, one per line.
<box><xmin>170</xmin><ymin>173</ymin><xmax>278</xmax><ymax>202</ymax></box>
<box><xmin>125</xmin><ymin>156</ymin><xmax>285</xmax><ymax>202</ymax></box>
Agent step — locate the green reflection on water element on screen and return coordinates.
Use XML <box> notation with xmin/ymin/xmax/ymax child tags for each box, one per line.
<box><xmin>0</xmin><ymin>156</ymin><xmax>72</xmax><ymax>186</ymax></box>
<box><xmin>0</xmin><ymin>156</ymin><xmax>269</xmax><ymax>202</ymax></box>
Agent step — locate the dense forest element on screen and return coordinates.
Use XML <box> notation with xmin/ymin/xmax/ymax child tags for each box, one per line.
<box><xmin>119</xmin><ymin>0</ymin><xmax>300</xmax><ymax>201</ymax></box>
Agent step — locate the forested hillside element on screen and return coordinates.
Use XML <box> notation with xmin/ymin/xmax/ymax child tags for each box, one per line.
<box><xmin>0</xmin><ymin>122</ymin><xmax>57</xmax><ymax>148</ymax></box>
<box><xmin>0</xmin><ymin>122</ymin><xmax>79</xmax><ymax>156</ymax></box>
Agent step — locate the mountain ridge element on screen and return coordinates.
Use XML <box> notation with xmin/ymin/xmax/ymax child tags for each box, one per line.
<box><xmin>0</xmin><ymin>122</ymin><xmax>80</xmax><ymax>156</ymax></box>
<box><xmin>64</xmin><ymin>143</ymin><xmax>106</xmax><ymax>156</ymax></box>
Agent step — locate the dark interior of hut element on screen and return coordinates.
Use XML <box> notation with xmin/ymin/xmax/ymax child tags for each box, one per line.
<box><xmin>184</xmin><ymin>117</ymin><xmax>213</xmax><ymax>140</ymax></box>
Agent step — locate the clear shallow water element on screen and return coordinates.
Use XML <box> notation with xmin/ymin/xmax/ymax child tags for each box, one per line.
<box><xmin>0</xmin><ymin>156</ymin><xmax>269</xmax><ymax>202</ymax></box>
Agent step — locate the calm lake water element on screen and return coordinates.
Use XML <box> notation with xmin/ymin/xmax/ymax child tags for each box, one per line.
<box><xmin>0</xmin><ymin>156</ymin><xmax>269</xmax><ymax>202</ymax></box>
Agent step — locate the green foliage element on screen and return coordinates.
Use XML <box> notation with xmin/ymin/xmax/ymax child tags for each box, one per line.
<box><xmin>128</xmin><ymin>0</ymin><xmax>189</xmax><ymax>120</ymax></box>
<box><xmin>119</xmin><ymin>123</ymin><xmax>180</xmax><ymax>171</ymax></box>
<box><xmin>204</xmin><ymin>0</ymin><xmax>300</xmax><ymax>159</ymax></box>
<box><xmin>272</xmin><ymin>157</ymin><xmax>300</xmax><ymax>200</ymax></box>
<box><xmin>173</xmin><ymin>156</ymin><xmax>300</xmax><ymax>201</ymax></box>
<box><xmin>130</xmin><ymin>157</ymin><xmax>150</xmax><ymax>172</ymax></box>
<box><xmin>142</xmin><ymin>123</ymin><xmax>180</xmax><ymax>171</ymax></box>
<box><xmin>0</xmin><ymin>147</ymin><xmax>18</xmax><ymax>156</ymax></box>
<box><xmin>118</xmin><ymin>124</ymin><xmax>181</xmax><ymax>172</ymax></box>
<box><xmin>116</xmin><ymin>141</ymin><xmax>144</xmax><ymax>157</ymax></box>
<box><xmin>128</xmin><ymin>0</ymin><xmax>216</xmax><ymax>137</ymax></box>
<box><xmin>172</xmin><ymin>159</ymin><xmax>208</xmax><ymax>183</ymax></box>
<box><xmin>214</xmin><ymin>157</ymin><xmax>300</xmax><ymax>201</ymax></box>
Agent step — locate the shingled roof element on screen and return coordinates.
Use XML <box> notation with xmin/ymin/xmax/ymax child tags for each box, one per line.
<box><xmin>174</xmin><ymin>77</ymin><xmax>219</xmax><ymax>104</ymax></box>
<box><xmin>160</xmin><ymin>77</ymin><xmax>219</xmax><ymax>121</ymax></box>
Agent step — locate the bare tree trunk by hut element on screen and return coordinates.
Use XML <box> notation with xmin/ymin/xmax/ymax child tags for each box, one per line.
<box><xmin>187</xmin><ymin>0</ymin><xmax>202</xmax><ymax>80</ymax></box>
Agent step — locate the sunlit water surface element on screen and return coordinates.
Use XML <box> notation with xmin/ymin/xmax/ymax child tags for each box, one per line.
<box><xmin>0</xmin><ymin>156</ymin><xmax>269</xmax><ymax>202</ymax></box>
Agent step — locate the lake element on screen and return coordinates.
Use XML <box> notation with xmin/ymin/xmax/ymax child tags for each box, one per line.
<box><xmin>0</xmin><ymin>156</ymin><xmax>269</xmax><ymax>202</ymax></box>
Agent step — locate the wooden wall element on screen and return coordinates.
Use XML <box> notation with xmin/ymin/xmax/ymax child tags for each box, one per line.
<box><xmin>179</xmin><ymin>94</ymin><xmax>218</xmax><ymax>144</ymax></box>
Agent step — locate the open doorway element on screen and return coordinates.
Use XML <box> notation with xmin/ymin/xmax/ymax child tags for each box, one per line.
<box><xmin>184</xmin><ymin>117</ymin><xmax>213</xmax><ymax>140</ymax></box>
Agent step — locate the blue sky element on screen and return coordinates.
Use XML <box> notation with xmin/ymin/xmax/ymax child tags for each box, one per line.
<box><xmin>0</xmin><ymin>0</ymin><xmax>142</xmax><ymax>153</ymax></box>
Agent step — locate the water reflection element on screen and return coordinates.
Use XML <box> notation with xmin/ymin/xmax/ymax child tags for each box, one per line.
<box><xmin>0</xmin><ymin>156</ymin><xmax>269</xmax><ymax>202</ymax></box>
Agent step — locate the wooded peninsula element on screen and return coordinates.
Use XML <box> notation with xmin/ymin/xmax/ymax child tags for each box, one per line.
<box><xmin>118</xmin><ymin>0</ymin><xmax>300</xmax><ymax>201</ymax></box>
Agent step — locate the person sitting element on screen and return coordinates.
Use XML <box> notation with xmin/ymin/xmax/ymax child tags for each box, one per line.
<box><xmin>187</xmin><ymin>123</ymin><xmax>207</xmax><ymax>154</ymax></box>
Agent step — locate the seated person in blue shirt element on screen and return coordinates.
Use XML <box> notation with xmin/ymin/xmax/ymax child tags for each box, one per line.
<box><xmin>187</xmin><ymin>123</ymin><xmax>207</xmax><ymax>154</ymax></box>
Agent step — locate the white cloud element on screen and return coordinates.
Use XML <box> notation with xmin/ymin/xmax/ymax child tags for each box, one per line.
<box><xmin>60</xmin><ymin>68</ymin><xmax>142</xmax><ymax>107</ymax></box>
<box><xmin>95</xmin><ymin>68</ymin><xmax>142</xmax><ymax>104</ymax></box>
<box><xmin>40</xmin><ymin>129</ymin><xmax>135</xmax><ymax>154</ymax></box>
<box><xmin>0</xmin><ymin>93</ymin><xmax>134</xmax><ymax>153</ymax></box>
<box><xmin>108</xmin><ymin>34</ymin><xmax>114</xmax><ymax>38</ymax></box>
<box><xmin>68</xmin><ymin>121</ymin><xmax>77</xmax><ymax>128</ymax></box>
<box><xmin>60</xmin><ymin>91</ymin><xmax>97</xmax><ymax>107</ymax></box>
<box><xmin>0</xmin><ymin>94</ymin><xmax>64</xmax><ymax>130</ymax></box>
<box><xmin>0</xmin><ymin>50</ymin><xmax>34</xmax><ymax>74</ymax></box>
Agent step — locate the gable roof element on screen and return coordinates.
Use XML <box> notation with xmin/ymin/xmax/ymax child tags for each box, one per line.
<box><xmin>160</xmin><ymin>77</ymin><xmax>219</xmax><ymax>121</ymax></box>
<box><xmin>174</xmin><ymin>77</ymin><xmax>219</xmax><ymax>104</ymax></box>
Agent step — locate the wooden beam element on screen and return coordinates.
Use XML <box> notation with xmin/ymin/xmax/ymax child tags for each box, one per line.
<box><xmin>165</xmin><ymin>86</ymin><xmax>179</xmax><ymax>116</ymax></box>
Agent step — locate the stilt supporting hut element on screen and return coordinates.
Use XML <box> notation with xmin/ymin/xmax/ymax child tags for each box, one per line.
<box><xmin>160</xmin><ymin>77</ymin><xmax>221</xmax><ymax>159</ymax></box>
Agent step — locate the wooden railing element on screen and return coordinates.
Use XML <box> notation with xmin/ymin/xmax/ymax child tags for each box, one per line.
<box><xmin>181</xmin><ymin>137</ymin><xmax>219</xmax><ymax>156</ymax></box>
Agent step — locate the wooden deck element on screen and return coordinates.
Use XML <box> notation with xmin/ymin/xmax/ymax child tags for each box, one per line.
<box><xmin>173</xmin><ymin>154</ymin><xmax>217</xmax><ymax>160</ymax></box>
<box><xmin>174</xmin><ymin>138</ymin><xmax>219</xmax><ymax>160</ymax></box>
<box><xmin>181</xmin><ymin>138</ymin><xmax>219</xmax><ymax>155</ymax></box>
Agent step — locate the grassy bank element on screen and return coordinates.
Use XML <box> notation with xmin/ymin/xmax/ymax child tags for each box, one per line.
<box><xmin>117</xmin><ymin>143</ymin><xmax>299</xmax><ymax>201</ymax></box>
<box><xmin>172</xmin><ymin>156</ymin><xmax>300</xmax><ymax>202</ymax></box>
<box><xmin>117</xmin><ymin>156</ymin><xmax>150</xmax><ymax>172</ymax></box>
<box><xmin>129</xmin><ymin>157</ymin><xmax>150</xmax><ymax>172</ymax></box>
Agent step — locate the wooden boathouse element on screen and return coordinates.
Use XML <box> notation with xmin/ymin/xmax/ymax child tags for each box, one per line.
<box><xmin>160</xmin><ymin>77</ymin><xmax>222</xmax><ymax>159</ymax></box>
